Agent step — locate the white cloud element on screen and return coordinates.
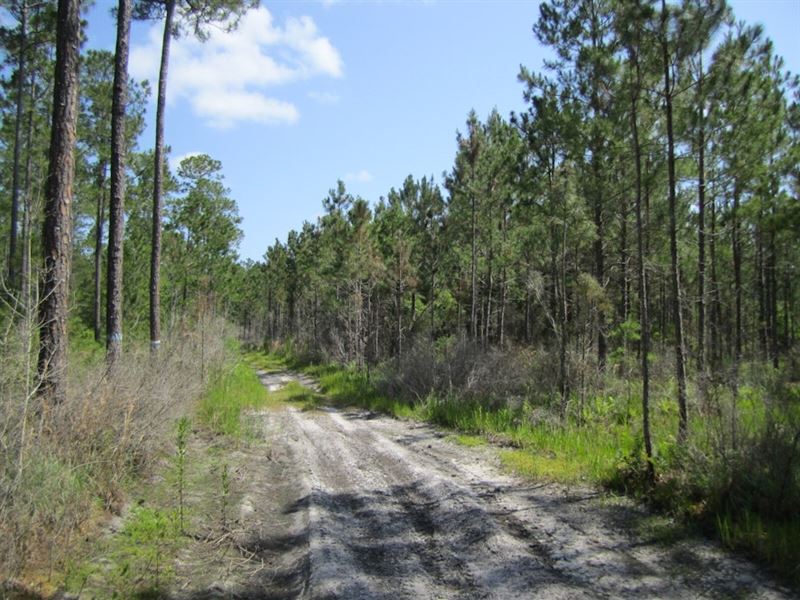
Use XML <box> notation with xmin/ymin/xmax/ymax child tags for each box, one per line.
<box><xmin>345</xmin><ymin>170</ymin><xmax>373</xmax><ymax>183</ymax></box>
<box><xmin>130</xmin><ymin>7</ymin><xmax>343</xmax><ymax>129</ymax></box>
<box><xmin>196</xmin><ymin>90</ymin><xmax>299</xmax><ymax>129</ymax></box>
<box><xmin>308</xmin><ymin>91</ymin><xmax>340</xmax><ymax>104</ymax></box>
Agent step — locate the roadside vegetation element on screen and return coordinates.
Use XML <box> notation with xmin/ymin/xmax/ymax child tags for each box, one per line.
<box><xmin>0</xmin><ymin>1</ymin><xmax>256</xmax><ymax>594</ymax></box>
<box><xmin>0</xmin><ymin>314</ymin><xmax>233</xmax><ymax>593</ymax></box>
<box><xmin>198</xmin><ymin>361</ymin><xmax>271</xmax><ymax>437</ymax></box>
<box><xmin>57</xmin><ymin>350</ymin><xmax>271</xmax><ymax>597</ymax></box>
<box><xmin>0</xmin><ymin>325</ymin><xmax>272</xmax><ymax>596</ymax></box>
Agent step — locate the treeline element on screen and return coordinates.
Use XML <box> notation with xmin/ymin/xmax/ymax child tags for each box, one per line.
<box><xmin>0</xmin><ymin>0</ymin><xmax>253</xmax><ymax>397</ymax></box>
<box><xmin>241</xmin><ymin>0</ymin><xmax>798</xmax><ymax>463</ymax></box>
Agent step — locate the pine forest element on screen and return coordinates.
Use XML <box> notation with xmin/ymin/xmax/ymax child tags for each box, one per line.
<box><xmin>1</xmin><ymin>0</ymin><xmax>799</xmax><ymax>596</ymax></box>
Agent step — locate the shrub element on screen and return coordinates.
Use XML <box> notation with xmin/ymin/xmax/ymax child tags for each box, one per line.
<box><xmin>380</xmin><ymin>336</ymin><xmax>535</xmax><ymax>408</ymax></box>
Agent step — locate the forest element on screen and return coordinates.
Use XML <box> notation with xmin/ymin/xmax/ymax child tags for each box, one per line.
<box><xmin>0</xmin><ymin>0</ymin><xmax>798</xmax><ymax>595</ymax></box>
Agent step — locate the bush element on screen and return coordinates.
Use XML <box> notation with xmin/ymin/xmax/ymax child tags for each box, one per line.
<box><xmin>379</xmin><ymin>336</ymin><xmax>535</xmax><ymax>408</ymax></box>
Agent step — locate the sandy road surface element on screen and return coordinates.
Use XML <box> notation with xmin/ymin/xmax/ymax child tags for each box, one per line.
<box><xmin>171</xmin><ymin>370</ymin><xmax>794</xmax><ymax>599</ymax></box>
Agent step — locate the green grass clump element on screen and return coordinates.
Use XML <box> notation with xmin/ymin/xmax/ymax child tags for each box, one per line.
<box><xmin>309</xmin><ymin>365</ymin><xmax>421</xmax><ymax>419</ymax></box>
<box><xmin>500</xmin><ymin>448</ymin><xmax>583</xmax><ymax>482</ymax></box>
<box><xmin>244</xmin><ymin>351</ymin><xmax>290</xmax><ymax>373</ymax></box>
<box><xmin>198</xmin><ymin>363</ymin><xmax>271</xmax><ymax>436</ymax></box>
<box><xmin>268</xmin><ymin>380</ymin><xmax>324</xmax><ymax>411</ymax></box>
<box><xmin>112</xmin><ymin>505</ymin><xmax>182</xmax><ymax>593</ymax></box>
<box><xmin>717</xmin><ymin>510</ymin><xmax>800</xmax><ymax>579</ymax></box>
<box><xmin>422</xmin><ymin>395</ymin><xmax>635</xmax><ymax>483</ymax></box>
<box><xmin>449</xmin><ymin>434</ymin><xmax>486</xmax><ymax>447</ymax></box>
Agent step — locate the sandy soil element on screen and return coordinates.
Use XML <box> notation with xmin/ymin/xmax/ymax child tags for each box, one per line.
<box><xmin>167</xmin><ymin>370</ymin><xmax>795</xmax><ymax>600</ymax></box>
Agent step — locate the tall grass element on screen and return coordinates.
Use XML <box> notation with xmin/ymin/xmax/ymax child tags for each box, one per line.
<box><xmin>0</xmin><ymin>312</ymin><xmax>234</xmax><ymax>588</ymax></box>
<box><xmin>197</xmin><ymin>362</ymin><xmax>270</xmax><ymax>437</ymax></box>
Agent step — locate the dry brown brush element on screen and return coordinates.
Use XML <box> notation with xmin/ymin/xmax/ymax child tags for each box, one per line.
<box><xmin>0</xmin><ymin>312</ymin><xmax>233</xmax><ymax>583</ymax></box>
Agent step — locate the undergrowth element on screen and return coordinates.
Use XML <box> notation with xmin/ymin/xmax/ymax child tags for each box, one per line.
<box><xmin>0</xmin><ymin>314</ymin><xmax>237</xmax><ymax>594</ymax></box>
<box><xmin>58</xmin><ymin>353</ymin><xmax>269</xmax><ymax>597</ymax></box>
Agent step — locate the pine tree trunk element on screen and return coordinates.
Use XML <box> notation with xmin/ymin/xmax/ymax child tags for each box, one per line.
<box><xmin>499</xmin><ymin>268</ymin><xmax>506</xmax><ymax>349</ymax></box>
<box><xmin>592</xmin><ymin>152</ymin><xmax>606</xmax><ymax>369</ymax></box>
<box><xmin>619</xmin><ymin>202</ymin><xmax>629</xmax><ymax>328</ymax></box>
<box><xmin>38</xmin><ymin>0</ymin><xmax>81</xmax><ymax>405</ymax></box>
<box><xmin>313</xmin><ymin>286</ymin><xmax>319</xmax><ymax>350</ymax></box>
<box><xmin>697</xmin><ymin>65</ymin><xmax>707</xmax><ymax>375</ymax></box>
<box><xmin>93</xmin><ymin>164</ymin><xmax>107</xmax><ymax>344</ymax></box>
<box><xmin>768</xmin><ymin>215</ymin><xmax>778</xmax><ymax>368</ymax></box>
<box><xmin>757</xmin><ymin>208</ymin><xmax>768</xmax><ymax>358</ymax></box>
<box><xmin>661</xmin><ymin>0</ymin><xmax>689</xmax><ymax>442</ymax></box>
<box><xmin>7</xmin><ymin>0</ymin><xmax>28</xmax><ymax>290</ymax></box>
<box><xmin>628</xmin><ymin>24</ymin><xmax>654</xmax><ymax>482</ymax></box>
<box><xmin>430</xmin><ymin>268</ymin><xmax>436</xmax><ymax>342</ymax></box>
<box><xmin>485</xmin><ymin>252</ymin><xmax>493</xmax><ymax>347</ymax></box>
<box><xmin>21</xmin><ymin>74</ymin><xmax>37</xmax><ymax>314</ymax></box>
<box><xmin>559</xmin><ymin>212</ymin><xmax>569</xmax><ymax>415</ymax></box>
<box><xmin>525</xmin><ymin>284</ymin><xmax>531</xmax><ymax>344</ymax></box>
<box><xmin>710</xmin><ymin>185</ymin><xmax>721</xmax><ymax>368</ymax></box>
<box><xmin>106</xmin><ymin>0</ymin><xmax>132</xmax><ymax>363</ymax></box>
<box><xmin>732</xmin><ymin>184</ymin><xmax>742</xmax><ymax>362</ymax></box>
<box><xmin>783</xmin><ymin>271</ymin><xmax>792</xmax><ymax>351</ymax></box>
<box><xmin>395</xmin><ymin>275</ymin><xmax>403</xmax><ymax>358</ymax></box>
<box><xmin>470</xmin><ymin>189</ymin><xmax>478</xmax><ymax>341</ymax></box>
<box><xmin>589</xmin><ymin>4</ymin><xmax>606</xmax><ymax>370</ymax></box>
<box><xmin>150</xmin><ymin>0</ymin><xmax>176</xmax><ymax>353</ymax></box>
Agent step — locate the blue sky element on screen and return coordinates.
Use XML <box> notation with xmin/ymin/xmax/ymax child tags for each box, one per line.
<box><xmin>85</xmin><ymin>0</ymin><xmax>800</xmax><ymax>262</ymax></box>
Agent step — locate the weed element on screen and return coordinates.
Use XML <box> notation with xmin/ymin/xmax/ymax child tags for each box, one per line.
<box><xmin>175</xmin><ymin>417</ymin><xmax>190</xmax><ymax>534</ymax></box>
<box><xmin>110</xmin><ymin>505</ymin><xmax>181</xmax><ymax>594</ymax></box>
<box><xmin>220</xmin><ymin>462</ymin><xmax>230</xmax><ymax>532</ymax></box>
<box><xmin>1</xmin><ymin>316</ymin><xmax>235</xmax><ymax>585</ymax></box>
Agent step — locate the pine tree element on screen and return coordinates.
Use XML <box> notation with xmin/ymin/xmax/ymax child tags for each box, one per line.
<box><xmin>38</xmin><ymin>0</ymin><xmax>80</xmax><ymax>405</ymax></box>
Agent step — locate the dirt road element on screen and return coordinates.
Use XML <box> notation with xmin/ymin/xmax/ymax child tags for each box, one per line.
<box><xmin>171</xmin><ymin>371</ymin><xmax>793</xmax><ymax>599</ymax></box>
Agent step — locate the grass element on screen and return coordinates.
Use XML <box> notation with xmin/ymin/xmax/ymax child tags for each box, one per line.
<box><xmin>51</xmin><ymin>346</ymin><xmax>269</xmax><ymax>595</ymax></box>
<box><xmin>1</xmin><ymin>318</ymin><xmax>241</xmax><ymax>593</ymax></box>
<box><xmin>448</xmin><ymin>434</ymin><xmax>486</xmax><ymax>447</ymax></box>
<box><xmin>421</xmin><ymin>394</ymin><xmax>637</xmax><ymax>483</ymax></box>
<box><xmin>631</xmin><ymin>513</ymin><xmax>690</xmax><ymax>546</ymax></box>
<box><xmin>108</xmin><ymin>505</ymin><xmax>182</xmax><ymax>594</ymax></box>
<box><xmin>500</xmin><ymin>448</ymin><xmax>586</xmax><ymax>482</ymax></box>
<box><xmin>197</xmin><ymin>362</ymin><xmax>273</xmax><ymax>437</ymax></box>
<box><xmin>268</xmin><ymin>380</ymin><xmax>325</xmax><ymax>411</ymax></box>
<box><xmin>302</xmin><ymin>363</ymin><xmax>422</xmax><ymax>419</ymax></box>
<box><xmin>67</xmin><ymin>378</ymin><xmax>257</xmax><ymax>596</ymax></box>
<box><xmin>67</xmin><ymin>434</ymin><xmax>235</xmax><ymax>597</ymax></box>
<box><xmin>717</xmin><ymin>510</ymin><xmax>800</xmax><ymax>579</ymax></box>
<box><xmin>244</xmin><ymin>350</ymin><xmax>292</xmax><ymax>374</ymax></box>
